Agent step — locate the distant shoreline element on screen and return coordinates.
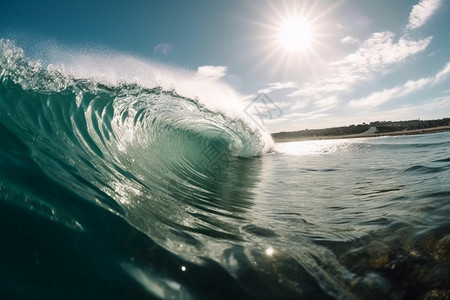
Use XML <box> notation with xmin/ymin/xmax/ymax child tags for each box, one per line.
<box><xmin>272</xmin><ymin>126</ymin><xmax>450</xmax><ymax>143</ymax></box>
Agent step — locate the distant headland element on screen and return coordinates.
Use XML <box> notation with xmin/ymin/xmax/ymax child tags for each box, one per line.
<box><xmin>272</xmin><ymin>118</ymin><xmax>450</xmax><ymax>142</ymax></box>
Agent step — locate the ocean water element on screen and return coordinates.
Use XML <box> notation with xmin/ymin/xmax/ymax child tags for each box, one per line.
<box><xmin>1</xmin><ymin>39</ymin><xmax>449</xmax><ymax>299</ymax></box>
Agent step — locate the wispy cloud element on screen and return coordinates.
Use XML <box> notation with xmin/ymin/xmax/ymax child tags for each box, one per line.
<box><xmin>433</xmin><ymin>61</ymin><xmax>450</xmax><ymax>84</ymax></box>
<box><xmin>340</xmin><ymin>36</ymin><xmax>360</xmax><ymax>46</ymax></box>
<box><xmin>196</xmin><ymin>65</ymin><xmax>227</xmax><ymax>80</ymax></box>
<box><xmin>359</xmin><ymin>94</ymin><xmax>450</xmax><ymax>123</ymax></box>
<box><xmin>290</xmin><ymin>32</ymin><xmax>431</xmax><ymax>101</ymax></box>
<box><xmin>288</xmin><ymin>112</ymin><xmax>330</xmax><ymax>120</ymax></box>
<box><xmin>406</xmin><ymin>0</ymin><xmax>442</xmax><ymax>30</ymax></box>
<box><xmin>258</xmin><ymin>81</ymin><xmax>296</xmax><ymax>94</ymax></box>
<box><xmin>153</xmin><ymin>43</ymin><xmax>173</xmax><ymax>55</ymax></box>
<box><xmin>350</xmin><ymin>61</ymin><xmax>450</xmax><ymax>107</ymax></box>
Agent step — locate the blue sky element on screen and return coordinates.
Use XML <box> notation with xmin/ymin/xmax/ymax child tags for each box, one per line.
<box><xmin>1</xmin><ymin>0</ymin><xmax>449</xmax><ymax>132</ymax></box>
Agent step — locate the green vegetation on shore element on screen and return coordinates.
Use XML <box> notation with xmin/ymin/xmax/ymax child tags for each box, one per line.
<box><xmin>272</xmin><ymin>118</ymin><xmax>450</xmax><ymax>140</ymax></box>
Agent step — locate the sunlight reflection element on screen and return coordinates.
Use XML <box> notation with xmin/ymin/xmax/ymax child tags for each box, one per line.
<box><xmin>111</xmin><ymin>180</ymin><xmax>143</xmax><ymax>206</ymax></box>
<box><xmin>275</xmin><ymin>139</ymin><xmax>359</xmax><ymax>156</ymax></box>
<box><xmin>265</xmin><ymin>247</ymin><xmax>274</xmax><ymax>256</ymax></box>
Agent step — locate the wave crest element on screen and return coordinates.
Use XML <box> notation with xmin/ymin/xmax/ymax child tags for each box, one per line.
<box><xmin>0</xmin><ymin>38</ymin><xmax>273</xmax><ymax>158</ymax></box>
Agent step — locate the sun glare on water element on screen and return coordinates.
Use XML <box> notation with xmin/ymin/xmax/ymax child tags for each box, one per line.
<box><xmin>278</xmin><ymin>17</ymin><xmax>312</xmax><ymax>52</ymax></box>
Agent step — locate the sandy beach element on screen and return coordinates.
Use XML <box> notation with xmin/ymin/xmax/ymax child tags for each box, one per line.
<box><xmin>272</xmin><ymin>125</ymin><xmax>450</xmax><ymax>143</ymax></box>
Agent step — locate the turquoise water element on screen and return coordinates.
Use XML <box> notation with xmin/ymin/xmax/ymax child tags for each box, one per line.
<box><xmin>1</xmin><ymin>39</ymin><xmax>449</xmax><ymax>299</ymax></box>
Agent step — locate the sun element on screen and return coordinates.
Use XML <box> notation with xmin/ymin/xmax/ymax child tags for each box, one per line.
<box><xmin>248</xmin><ymin>1</ymin><xmax>337</xmax><ymax>78</ymax></box>
<box><xmin>278</xmin><ymin>17</ymin><xmax>312</xmax><ymax>52</ymax></box>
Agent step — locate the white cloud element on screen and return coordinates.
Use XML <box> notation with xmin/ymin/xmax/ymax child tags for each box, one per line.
<box><xmin>341</xmin><ymin>36</ymin><xmax>359</xmax><ymax>45</ymax></box>
<box><xmin>407</xmin><ymin>0</ymin><xmax>442</xmax><ymax>30</ymax></box>
<box><xmin>363</xmin><ymin>95</ymin><xmax>450</xmax><ymax>122</ymax></box>
<box><xmin>258</xmin><ymin>81</ymin><xmax>296</xmax><ymax>94</ymax></box>
<box><xmin>286</xmin><ymin>111</ymin><xmax>330</xmax><ymax>120</ymax></box>
<box><xmin>315</xmin><ymin>96</ymin><xmax>339</xmax><ymax>109</ymax></box>
<box><xmin>153</xmin><ymin>43</ymin><xmax>173</xmax><ymax>55</ymax></box>
<box><xmin>350</xmin><ymin>61</ymin><xmax>450</xmax><ymax>107</ymax></box>
<box><xmin>421</xmin><ymin>95</ymin><xmax>450</xmax><ymax>110</ymax></box>
<box><xmin>290</xmin><ymin>32</ymin><xmax>431</xmax><ymax>101</ymax></box>
<box><xmin>268</xmin><ymin>81</ymin><xmax>296</xmax><ymax>89</ymax></box>
<box><xmin>196</xmin><ymin>65</ymin><xmax>227</xmax><ymax>79</ymax></box>
<box><xmin>333</xmin><ymin>32</ymin><xmax>431</xmax><ymax>74</ymax></box>
<box><xmin>433</xmin><ymin>61</ymin><xmax>450</xmax><ymax>84</ymax></box>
